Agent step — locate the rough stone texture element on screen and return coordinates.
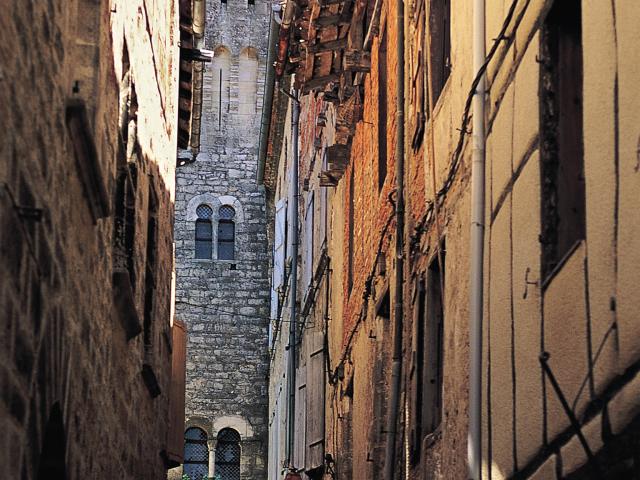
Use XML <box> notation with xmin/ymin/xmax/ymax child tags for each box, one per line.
<box><xmin>0</xmin><ymin>0</ymin><xmax>180</xmax><ymax>479</ymax></box>
<box><xmin>174</xmin><ymin>0</ymin><xmax>271</xmax><ymax>478</ymax></box>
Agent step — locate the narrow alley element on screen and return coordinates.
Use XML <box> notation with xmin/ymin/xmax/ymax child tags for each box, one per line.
<box><xmin>2</xmin><ymin>1</ymin><xmax>640</xmax><ymax>480</ymax></box>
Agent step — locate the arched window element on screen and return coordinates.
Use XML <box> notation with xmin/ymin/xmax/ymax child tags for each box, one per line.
<box><xmin>184</xmin><ymin>428</ymin><xmax>209</xmax><ymax>480</ymax></box>
<box><xmin>238</xmin><ymin>47</ymin><xmax>258</xmax><ymax>116</ymax></box>
<box><xmin>217</xmin><ymin>205</ymin><xmax>235</xmax><ymax>260</ymax></box>
<box><xmin>212</xmin><ymin>46</ymin><xmax>231</xmax><ymax>129</ymax></box>
<box><xmin>195</xmin><ymin>204</ymin><xmax>213</xmax><ymax>259</ymax></box>
<box><xmin>214</xmin><ymin>428</ymin><xmax>241</xmax><ymax>480</ymax></box>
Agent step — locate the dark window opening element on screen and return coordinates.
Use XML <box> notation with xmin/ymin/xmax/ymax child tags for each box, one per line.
<box><xmin>143</xmin><ymin>187</ymin><xmax>158</xmax><ymax>354</ymax></box>
<box><xmin>378</xmin><ymin>28</ymin><xmax>388</xmax><ymax>191</ymax></box>
<box><xmin>217</xmin><ymin>205</ymin><xmax>236</xmax><ymax>260</ymax></box>
<box><xmin>248</xmin><ymin>0</ymin><xmax>255</xmax><ymax>5</ymax></box>
<box><xmin>540</xmin><ymin>0</ymin><xmax>584</xmax><ymax>279</ymax></box>
<box><xmin>422</xmin><ymin>246</ymin><xmax>445</xmax><ymax>436</ymax></box>
<box><xmin>410</xmin><ymin>277</ymin><xmax>426</xmax><ymax>464</ymax></box>
<box><xmin>347</xmin><ymin>167</ymin><xmax>355</xmax><ymax>292</ymax></box>
<box><xmin>114</xmin><ymin>163</ymin><xmax>138</xmax><ymax>288</ymax></box>
<box><xmin>411</xmin><ymin>0</ymin><xmax>427</xmax><ymax>151</ymax></box>
<box><xmin>184</xmin><ymin>428</ymin><xmax>209</xmax><ymax>480</ymax></box>
<box><xmin>195</xmin><ymin>204</ymin><xmax>213</xmax><ymax>259</ymax></box>
<box><xmin>215</xmin><ymin>428</ymin><xmax>241</xmax><ymax>480</ymax></box>
<box><xmin>376</xmin><ymin>288</ymin><xmax>390</xmax><ymax>320</ymax></box>
<box><xmin>37</xmin><ymin>403</ymin><xmax>67</xmax><ymax>480</ymax></box>
<box><xmin>428</xmin><ymin>0</ymin><xmax>451</xmax><ymax>109</ymax></box>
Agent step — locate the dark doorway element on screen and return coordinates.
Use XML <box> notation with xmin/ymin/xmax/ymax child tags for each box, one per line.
<box><xmin>37</xmin><ymin>403</ymin><xmax>68</xmax><ymax>480</ymax></box>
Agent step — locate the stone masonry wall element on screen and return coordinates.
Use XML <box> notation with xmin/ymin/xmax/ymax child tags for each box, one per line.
<box><xmin>174</xmin><ymin>0</ymin><xmax>271</xmax><ymax>478</ymax></box>
<box><xmin>0</xmin><ymin>1</ymin><xmax>179</xmax><ymax>479</ymax></box>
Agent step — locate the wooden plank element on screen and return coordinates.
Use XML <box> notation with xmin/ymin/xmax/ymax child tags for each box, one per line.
<box><xmin>305</xmin><ymin>332</ymin><xmax>326</xmax><ymax>470</ymax></box>
<box><xmin>313</xmin><ymin>14</ymin><xmax>350</xmax><ymax>27</ymax></box>
<box><xmin>302</xmin><ymin>73</ymin><xmax>340</xmax><ymax>93</ymax></box>
<box><xmin>344</xmin><ymin>49</ymin><xmax>371</xmax><ymax>72</ymax></box>
<box><xmin>306</xmin><ymin>37</ymin><xmax>348</xmax><ymax>54</ymax></box>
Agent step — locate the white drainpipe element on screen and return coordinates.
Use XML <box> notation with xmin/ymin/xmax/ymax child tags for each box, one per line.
<box><xmin>469</xmin><ymin>0</ymin><xmax>486</xmax><ymax>478</ymax></box>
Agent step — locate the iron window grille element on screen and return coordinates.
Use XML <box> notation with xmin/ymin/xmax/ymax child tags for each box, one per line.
<box><xmin>214</xmin><ymin>428</ymin><xmax>241</xmax><ymax>480</ymax></box>
<box><xmin>184</xmin><ymin>428</ymin><xmax>209</xmax><ymax>480</ymax></box>
<box><xmin>195</xmin><ymin>204</ymin><xmax>213</xmax><ymax>259</ymax></box>
<box><xmin>217</xmin><ymin>205</ymin><xmax>236</xmax><ymax>260</ymax></box>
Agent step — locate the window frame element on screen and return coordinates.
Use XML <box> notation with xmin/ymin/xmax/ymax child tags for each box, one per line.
<box><xmin>539</xmin><ymin>0</ymin><xmax>585</xmax><ymax>282</ymax></box>
<box><xmin>214</xmin><ymin>428</ymin><xmax>241</xmax><ymax>480</ymax></box>
<box><xmin>195</xmin><ymin>204</ymin><xmax>214</xmax><ymax>260</ymax></box>
<box><xmin>183</xmin><ymin>427</ymin><xmax>209</xmax><ymax>480</ymax></box>
<box><xmin>217</xmin><ymin>205</ymin><xmax>236</xmax><ymax>261</ymax></box>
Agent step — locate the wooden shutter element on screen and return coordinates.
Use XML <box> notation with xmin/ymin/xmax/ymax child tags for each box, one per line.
<box><xmin>166</xmin><ymin>320</ymin><xmax>188</xmax><ymax>465</ymax></box>
<box><xmin>303</xmin><ymin>192</ymin><xmax>315</xmax><ymax>293</ymax></box>
<box><xmin>409</xmin><ymin>280</ymin><xmax>426</xmax><ymax>463</ymax></box>
<box><xmin>305</xmin><ymin>332</ymin><xmax>325</xmax><ymax>470</ymax></box>
<box><xmin>271</xmin><ymin>199</ymin><xmax>287</xmax><ymax>322</ymax></box>
<box><xmin>294</xmin><ymin>365</ymin><xmax>307</xmax><ymax>469</ymax></box>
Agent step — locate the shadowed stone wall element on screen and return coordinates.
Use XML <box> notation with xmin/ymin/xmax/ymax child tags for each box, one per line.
<box><xmin>0</xmin><ymin>1</ymin><xmax>180</xmax><ymax>479</ymax></box>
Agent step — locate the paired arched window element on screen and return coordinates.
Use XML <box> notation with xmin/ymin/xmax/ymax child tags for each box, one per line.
<box><xmin>217</xmin><ymin>205</ymin><xmax>236</xmax><ymax>260</ymax></box>
<box><xmin>195</xmin><ymin>204</ymin><xmax>213</xmax><ymax>259</ymax></box>
<box><xmin>214</xmin><ymin>428</ymin><xmax>241</xmax><ymax>480</ymax></box>
<box><xmin>184</xmin><ymin>428</ymin><xmax>209</xmax><ymax>480</ymax></box>
<box><xmin>194</xmin><ymin>204</ymin><xmax>235</xmax><ymax>260</ymax></box>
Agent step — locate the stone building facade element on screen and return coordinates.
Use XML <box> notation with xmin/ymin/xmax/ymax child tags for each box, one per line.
<box><xmin>0</xmin><ymin>0</ymin><xmax>191</xmax><ymax>479</ymax></box>
<box><xmin>174</xmin><ymin>0</ymin><xmax>272</xmax><ymax>478</ymax></box>
<box><xmin>263</xmin><ymin>0</ymin><xmax>640</xmax><ymax>479</ymax></box>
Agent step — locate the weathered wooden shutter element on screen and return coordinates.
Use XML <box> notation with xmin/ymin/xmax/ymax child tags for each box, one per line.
<box><xmin>409</xmin><ymin>280</ymin><xmax>426</xmax><ymax>463</ymax></box>
<box><xmin>303</xmin><ymin>192</ymin><xmax>315</xmax><ymax>293</ymax></box>
<box><xmin>271</xmin><ymin>199</ymin><xmax>287</xmax><ymax>323</ymax></box>
<box><xmin>294</xmin><ymin>364</ymin><xmax>307</xmax><ymax>470</ymax></box>
<box><xmin>166</xmin><ymin>320</ymin><xmax>188</xmax><ymax>465</ymax></box>
<box><xmin>305</xmin><ymin>332</ymin><xmax>325</xmax><ymax>470</ymax></box>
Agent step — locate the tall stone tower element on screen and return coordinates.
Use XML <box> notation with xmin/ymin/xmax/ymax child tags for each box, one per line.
<box><xmin>174</xmin><ymin>0</ymin><xmax>271</xmax><ymax>478</ymax></box>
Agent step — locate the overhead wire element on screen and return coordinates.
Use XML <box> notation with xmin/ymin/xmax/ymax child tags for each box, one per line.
<box><xmin>410</xmin><ymin>0</ymin><xmax>522</xmax><ymax>252</ymax></box>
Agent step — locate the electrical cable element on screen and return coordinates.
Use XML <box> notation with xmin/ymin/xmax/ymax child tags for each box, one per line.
<box><xmin>410</xmin><ymin>0</ymin><xmax>522</xmax><ymax>252</ymax></box>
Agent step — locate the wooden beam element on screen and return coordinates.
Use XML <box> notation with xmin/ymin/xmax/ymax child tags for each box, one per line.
<box><xmin>306</xmin><ymin>37</ymin><xmax>348</xmax><ymax>54</ymax></box>
<box><xmin>313</xmin><ymin>14</ymin><xmax>350</xmax><ymax>27</ymax></box>
<box><xmin>343</xmin><ymin>49</ymin><xmax>371</xmax><ymax>72</ymax></box>
<box><xmin>302</xmin><ymin>73</ymin><xmax>341</xmax><ymax>93</ymax></box>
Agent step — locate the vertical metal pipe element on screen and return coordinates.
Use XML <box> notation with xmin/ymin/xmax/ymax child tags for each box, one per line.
<box><xmin>384</xmin><ymin>0</ymin><xmax>405</xmax><ymax>475</ymax></box>
<box><xmin>286</xmin><ymin>92</ymin><xmax>300</xmax><ymax>469</ymax></box>
<box><xmin>469</xmin><ymin>0</ymin><xmax>486</xmax><ymax>478</ymax></box>
<box><xmin>257</xmin><ymin>5</ymin><xmax>279</xmax><ymax>184</ymax></box>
